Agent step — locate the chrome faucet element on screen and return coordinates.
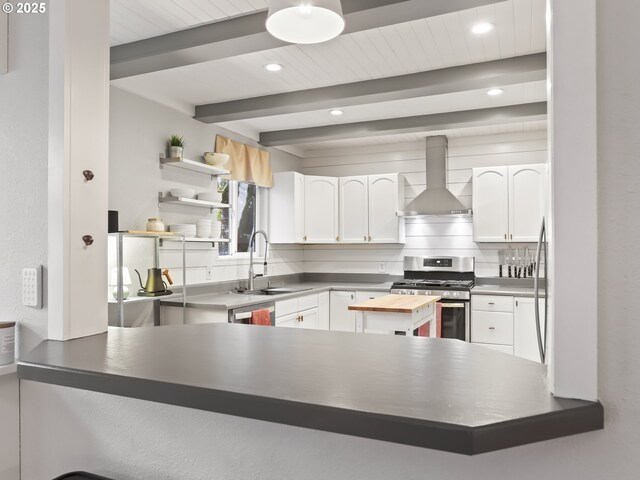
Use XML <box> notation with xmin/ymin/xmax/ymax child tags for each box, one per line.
<box><xmin>248</xmin><ymin>230</ymin><xmax>269</xmax><ymax>291</ymax></box>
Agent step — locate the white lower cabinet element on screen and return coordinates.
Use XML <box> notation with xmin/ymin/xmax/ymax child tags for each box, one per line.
<box><xmin>514</xmin><ymin>297</ymin><xmax>546</xmax><ymax>362</ymax></box>
<box><xmin>329</xmin><ymin>291</ymin><xmax>356</xmax><ymax>332</ymax></box>
<box><xmin>471</xmin><ymin>294</ymin><xmax>545</xmax><ymax>362</ymax></box>
<box><xmin>329</xmin><ymin>290</ymin><xmax>389</xmax><ymax>332</ymax></box>
<box><xmin>275</xmin><ymin>312</ymin><xmax>297</xmax><ymax>328</ymax></box>
<box><xmin>297</xmin><ymin>307</ymin><xmax>319</xmax><ymax>329</ymax></box>
<box><xmin>275</xmin><ymin>293</ymin><xmax>326</xmax><ymax>331</ymax></box>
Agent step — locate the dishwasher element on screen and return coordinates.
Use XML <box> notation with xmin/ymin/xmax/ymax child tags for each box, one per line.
<box><xmin>228</xmin><ymin>301</ymin><xmax>276</xmax><ymax>326</ymax></box>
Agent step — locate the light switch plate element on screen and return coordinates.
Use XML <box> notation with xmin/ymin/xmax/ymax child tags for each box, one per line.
<box><xmin>22</xmin><ymin>266</ymin><xmax>42</xmax><ymax>308</ymax></box>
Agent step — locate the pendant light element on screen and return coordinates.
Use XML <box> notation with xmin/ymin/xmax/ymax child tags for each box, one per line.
<box><xmin>266</xmin><ymin>0</ymin><xmax>345</xmax><ymax>44</ymax></box>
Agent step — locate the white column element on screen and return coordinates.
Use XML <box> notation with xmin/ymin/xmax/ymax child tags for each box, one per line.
<box><xmin>548</xmin><ymin>0</ymin><xmax>598</xmax><ymax>400</ymax></box>
<box><xmin>48</xmin><ymin>0</ymin><xmax>110</xmax><ymax>340</ymax></box>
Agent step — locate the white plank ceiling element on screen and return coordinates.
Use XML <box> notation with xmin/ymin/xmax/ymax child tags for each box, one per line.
<box><xmin>110</xmin><ymin>0</ymin><xmax>269</xmax><ymax>46</ymax></box>
<box><xmin>110</xmin><ymin>0</ymin><xmax>548</xmax><ymax>153</ymax></box>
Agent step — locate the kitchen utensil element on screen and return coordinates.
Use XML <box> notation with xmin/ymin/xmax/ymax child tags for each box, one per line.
<box><xmin>203</xmin><ymin>152</ymin><xmax>230</xmax><ymax>167</ymax></box>
<box><xmin>507</xmin><ymin>246</ymin><xmax>513</xmax><ymax>278</ymax></box>
<box><xmin>134</xmin><ymin>268</ymin><xmax>173</xmax><ymax>297</ymax></box>
<box><xmin>498</xmin><ymin>250</ymin><xmax>505</xmax><ymax>277</ymax></box>
<box><xmin>108</xmin><ymin>210</ymin><xmax>119</xmax><ymax>233</ymax></box>
<box><xmin>169</xmin><ymin>188</ymin><xmax>196</xmax><ymax>198</ymax></box>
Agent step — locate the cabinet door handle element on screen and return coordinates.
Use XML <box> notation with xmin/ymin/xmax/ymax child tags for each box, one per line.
<box><xmin>504</xmin><ymin>234</ymin><xmax>507</xmax><ymax>240</ymax></box>
<box><xmin>364</xmin><ymin>235</ymin><xmax>367</xmax><ymax>241</ymax></box>
<box><xmin>82</xmin><ymin>235</ymin><xmax>94</xmax><ymax>246</ymax></box>
<box><xmin>489</xmin><ymin>327</ymin><xmax>495</xmax><ymax>331</ymax></box>
<box><xmin>510</xmin><ymin>234</ymin><xmax>513</xmax><ymax>240</ymax></box>
<box><xmin>515</xmin><ymin>300</ymin><xmax>519</xmax><ymax>307</ymax></box>
<box><xmin>300</xmin><ymin>315</ymin><xmax>304</xmax><ymax>322</ymax></box>
<box><xmin>368</xmin><ymin>235</ymin><xmax>372</xmax><ymax>242</ymax></box>
<box><xmin>303</xmin><ymin>235</ymin><xmax>307</xmax><ymax>241</ymax></box>
<box><xmin>82</xmin><ymin>170</ymin><xmax>95</xmax><ymax>182</ymax></box>
<box><xmin>336</xmin><ymin>236</ymin><xmax>339</xmax><ymax>242</ymax></box>
<box><xmin>350</xmin><ymin>294</ymin><xmax>354</xmax><ymax>300</ymax></box>
<box><xmin>488</xmin><ymin>302</ymin><xmax>495</xmax><ymax>305</ymax></box>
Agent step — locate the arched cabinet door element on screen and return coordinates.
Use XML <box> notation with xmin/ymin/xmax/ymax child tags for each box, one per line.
<box><xmin>473</xmin><ymin>167</ymin><xmax>509</xmax><ymax>242</ymax></box>
<box><xmin>368</xmin><ymin>174</ymin><xmax>405</xmax><ymax>244</ymax></box>
<box><xmin>509</xmin><ymin>165</ymin><xmax>547</xmax><ymax>242</ymax></box>
<box><xmin>304</xmin><ymin>176</ymin><xmax>339</xmax><ymax>243</ymax></box>
<box><xmin>339</xmin><ymin>176</ymin><xmax>369</xmax><ymax>243</ymax></box>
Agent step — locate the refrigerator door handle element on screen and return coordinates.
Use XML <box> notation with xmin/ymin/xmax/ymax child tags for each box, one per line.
<box><xmin>534</xmin><ymin>217</ymin><xmax>547</xmax><ymax>363</ymax></box>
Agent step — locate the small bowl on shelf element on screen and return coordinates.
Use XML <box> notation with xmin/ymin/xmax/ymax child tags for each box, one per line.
<box><xmin>203</xmin><ymin>152</ymin><xmax>230</xmax><ymax>168</ymax></box>
<box><xmin>197</xmin><ymin>191</ymin><xmax>223</xmax><ymax>203</ymax></box>
<box><xmin>169</xmin><ymin>188</ymin><xmax>196</xmax><ymax>199</ymax></box>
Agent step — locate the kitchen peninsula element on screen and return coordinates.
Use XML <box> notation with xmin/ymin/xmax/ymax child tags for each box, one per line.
<box><xmin>18</xmin><ymin>323</ymin><xmax>603</xmax><ymax>456</ymax></box>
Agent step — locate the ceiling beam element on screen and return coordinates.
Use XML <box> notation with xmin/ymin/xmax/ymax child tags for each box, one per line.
<box><xmin>111</xmin><ymin>0</ymin><xmax>507</xmax><ymax>80</ymax></box>
<box><xmin>258</xmin><ymin>102</ymin><xmax>548</xmax><ymax>146</ymax></box>
<box><xmin>195</xmin><ymin>53</ymin><xmax>546</xmax><ymax>123</ymax></box>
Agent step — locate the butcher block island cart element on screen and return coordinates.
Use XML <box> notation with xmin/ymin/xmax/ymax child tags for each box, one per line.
<box><xmin>348</xmin><ymin>294</ymin><xmax>440</xmax><ymax>337</ymax></box>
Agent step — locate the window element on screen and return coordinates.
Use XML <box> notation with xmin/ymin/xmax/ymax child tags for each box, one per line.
<box><xmin>218</xmin><ymin>179</ymin><xmax>258</xmax><ymax>257</ymax></box>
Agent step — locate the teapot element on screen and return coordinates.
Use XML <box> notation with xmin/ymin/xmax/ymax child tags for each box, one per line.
<box><xmin>134</xmin><ymin>268</ymin><xmax>173</xmax><ymax>297</ymax></box>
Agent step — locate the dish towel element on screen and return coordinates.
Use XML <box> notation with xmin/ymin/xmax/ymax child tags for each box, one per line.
<box><xmin>251</xmin><ymin>308</ymin><xmax>272</xmax><ymax>326</ymax></box>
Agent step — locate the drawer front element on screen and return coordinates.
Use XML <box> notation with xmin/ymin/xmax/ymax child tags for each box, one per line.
<box><xmin>276</xmin><ymin>298</ymin><xmax>298</xmax><ymax>318</ymax></box>
<box><xmin>471</xmin><ymin>295</ymin><xmax>514</xmax><ymax>313</ymax></box>
<box><xmin>471</xmin><ymin>311</ymin><xmax>514</xmax><ymax>345</ymax></box>
<box><xmin>297</xmin><ymin>293</ymin><xmax>319</xmax><ymax>312</ymax></box>
<box><xmin>473</xmin><ymin>343</ymin><xmax>514</xmax><ymax>355</ymax></box>
<box><xmin>355</xmin><ymin>290</ymin><xmax>388</xmax><ymax>302</ymax></box>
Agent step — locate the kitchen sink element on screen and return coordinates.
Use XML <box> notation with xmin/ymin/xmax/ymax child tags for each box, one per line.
<box><xmin>261</xmin><ymin>287</ymin><xmax>313</xmax><ymax>295</ymax></box>
<box><xmin>231</xmin><ymin>287</ymin><xmax>313</xmax><ymax>296</ymax></box>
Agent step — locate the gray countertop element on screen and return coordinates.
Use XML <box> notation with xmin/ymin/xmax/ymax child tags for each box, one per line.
<box><xmin>471</xmin><ymin>284</ymin><xmax>544</xmax><ymax>298</ymax></box>
<box><xmin>162</xmin><ymin>282</ymin><xmax>393</xmax><ymax>310</ymax></box>
<box><xmin>18</xmin><ymin>323</ymin><xmax>602</xmax><ymax>455</ymax></box>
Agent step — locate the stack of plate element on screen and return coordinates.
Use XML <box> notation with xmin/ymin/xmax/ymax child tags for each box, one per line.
<box><xmin>196</xmin><ymin>219</ymin><xmax>212</xmax><ymax>238</ymax></box>
<box><xmin>169</xmin><ymin>224</ymin><xmax>196</xmax><ymax>238</ymax></box>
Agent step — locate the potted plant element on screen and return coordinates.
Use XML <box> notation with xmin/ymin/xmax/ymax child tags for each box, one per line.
<box><xmin>168</xmin><ymin>134</ymin><xmax>185</xmax><ymax>159</ymax></box>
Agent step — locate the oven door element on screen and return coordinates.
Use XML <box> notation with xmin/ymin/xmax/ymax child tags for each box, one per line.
<box><xmin>439</xmin><ymin>301</ymin><xmax>469</xmax><ymax>341</ymax></box>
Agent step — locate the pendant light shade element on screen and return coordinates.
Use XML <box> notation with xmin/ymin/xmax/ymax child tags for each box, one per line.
<box><xmin>266</xmin><ymin>0</ymin><xmax>345</xmax><ymax>44</ymax></box>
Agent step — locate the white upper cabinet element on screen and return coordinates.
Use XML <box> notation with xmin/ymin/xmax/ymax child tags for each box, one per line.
<box><xmin>270</xmin><ymin>172</ymin><xmax>404</xmax><ymax>244</ymax></box>
<box><xmin>304</xmin><ymin>176</ymin><xmax>339</xmax><ymax>243</ymax></box>
<box><xmin>368</xmin><ymin>174</ymin><xmax>405</xmax><ymax>244</ymax></box>
<box><xmin>339</xmin><ymin>176</ymin><xmax>369</xmax><ymax>243</ymax></box>
<box><xmin>473</xmin><ymin>164</ymin><xmax>547</xmax><ymax>243</ymax></box>
<box><xmin>509</xmin><ymin>165</ymin><xmax>547</xmax><ymax>242</ymax></box>
<box><xmin>473</xmin><ymin>167</ymin><xmax>510</xmax><ymax>242</ymax></box>
<box><xmin>269</xmin><ymin>172</ymin><xmax>305</xmax><ymax>244</ymax></box>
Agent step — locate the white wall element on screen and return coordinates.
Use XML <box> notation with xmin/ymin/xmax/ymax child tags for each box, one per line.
<box><xmin>0</xmin><ymin>9</ymin><xmax>49</xmax><ymax>480</ymax></box>
<box><xmin>109</xmin><ymin>87</ymin><xmax>304</xmax><ymax>288</ymax></box>
<box><xmin>302</xmin><ymin>131</ymin><xmax>547</xmax><ymax>277</ymax></box>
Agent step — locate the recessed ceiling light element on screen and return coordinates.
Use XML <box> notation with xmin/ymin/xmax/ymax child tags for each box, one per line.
<box><xmin>264</xmin><ymin>63</ymin><xmax>283</xmax><ymax>72</ymax></box>
<box><xmin>329</xmin><ymin>109</ymin><xmax>344</xmax><ymax>116</ymax></box>
<box><xmin>487</xmin><ymin>88</ymin><xmax>504</xmax><ymax>96</ymax></box>
<box><xmin>471</xmin><ymin>22</ymin><xmax>495</xmax><ymax>35</ymax></box>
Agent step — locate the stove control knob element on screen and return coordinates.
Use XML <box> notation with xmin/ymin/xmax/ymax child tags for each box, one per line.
<box><xmin>443</xmin><ymin>291</ymin><xmax>451</xmax><ymax>298</ymax></box>
<box><xmin>453</xmin><ymin>291</ymin><xmax>460</xmax><ymax>298</ymax></box>
<box><xmin>410</xmin><ymin>291</ymin><xmax>416</xmax><ymax>295</ymax></box>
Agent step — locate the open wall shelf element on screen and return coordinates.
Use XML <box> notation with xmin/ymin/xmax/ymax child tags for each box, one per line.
<box><xmin>159</xmin><ymin>155</ymin><xmax>230</xmax><ymax>178</ymax></box>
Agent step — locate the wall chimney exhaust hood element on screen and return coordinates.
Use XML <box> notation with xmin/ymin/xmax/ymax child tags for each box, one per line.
<box><xmin>397</xmin><ymin>136</ymin><xmax>472</xmax><ymax>217</ymax></box>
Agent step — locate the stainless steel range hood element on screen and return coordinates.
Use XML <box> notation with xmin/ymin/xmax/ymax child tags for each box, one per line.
<box><xmin>397</xmin><ymin>136</ymin><xmax>472</xmax><ymax>217</ymax></box>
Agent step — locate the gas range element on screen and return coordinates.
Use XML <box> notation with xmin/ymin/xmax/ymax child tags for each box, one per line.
<box><xmin>390</xmin><ymin>256</ymin><xmax>475</xmax><ymax>301</ymax></box>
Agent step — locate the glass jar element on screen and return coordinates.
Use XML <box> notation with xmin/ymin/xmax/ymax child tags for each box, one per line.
<box><xmin>146</xmin><ymin>218</ymin><xmax>165</xmax><ymax>232</ymax></box>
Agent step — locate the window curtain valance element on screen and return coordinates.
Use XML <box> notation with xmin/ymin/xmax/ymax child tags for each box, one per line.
<box><xmin>215</xmin><ymin>135</ymin><xmax>273</xmax><ymax>187</ymax></box>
